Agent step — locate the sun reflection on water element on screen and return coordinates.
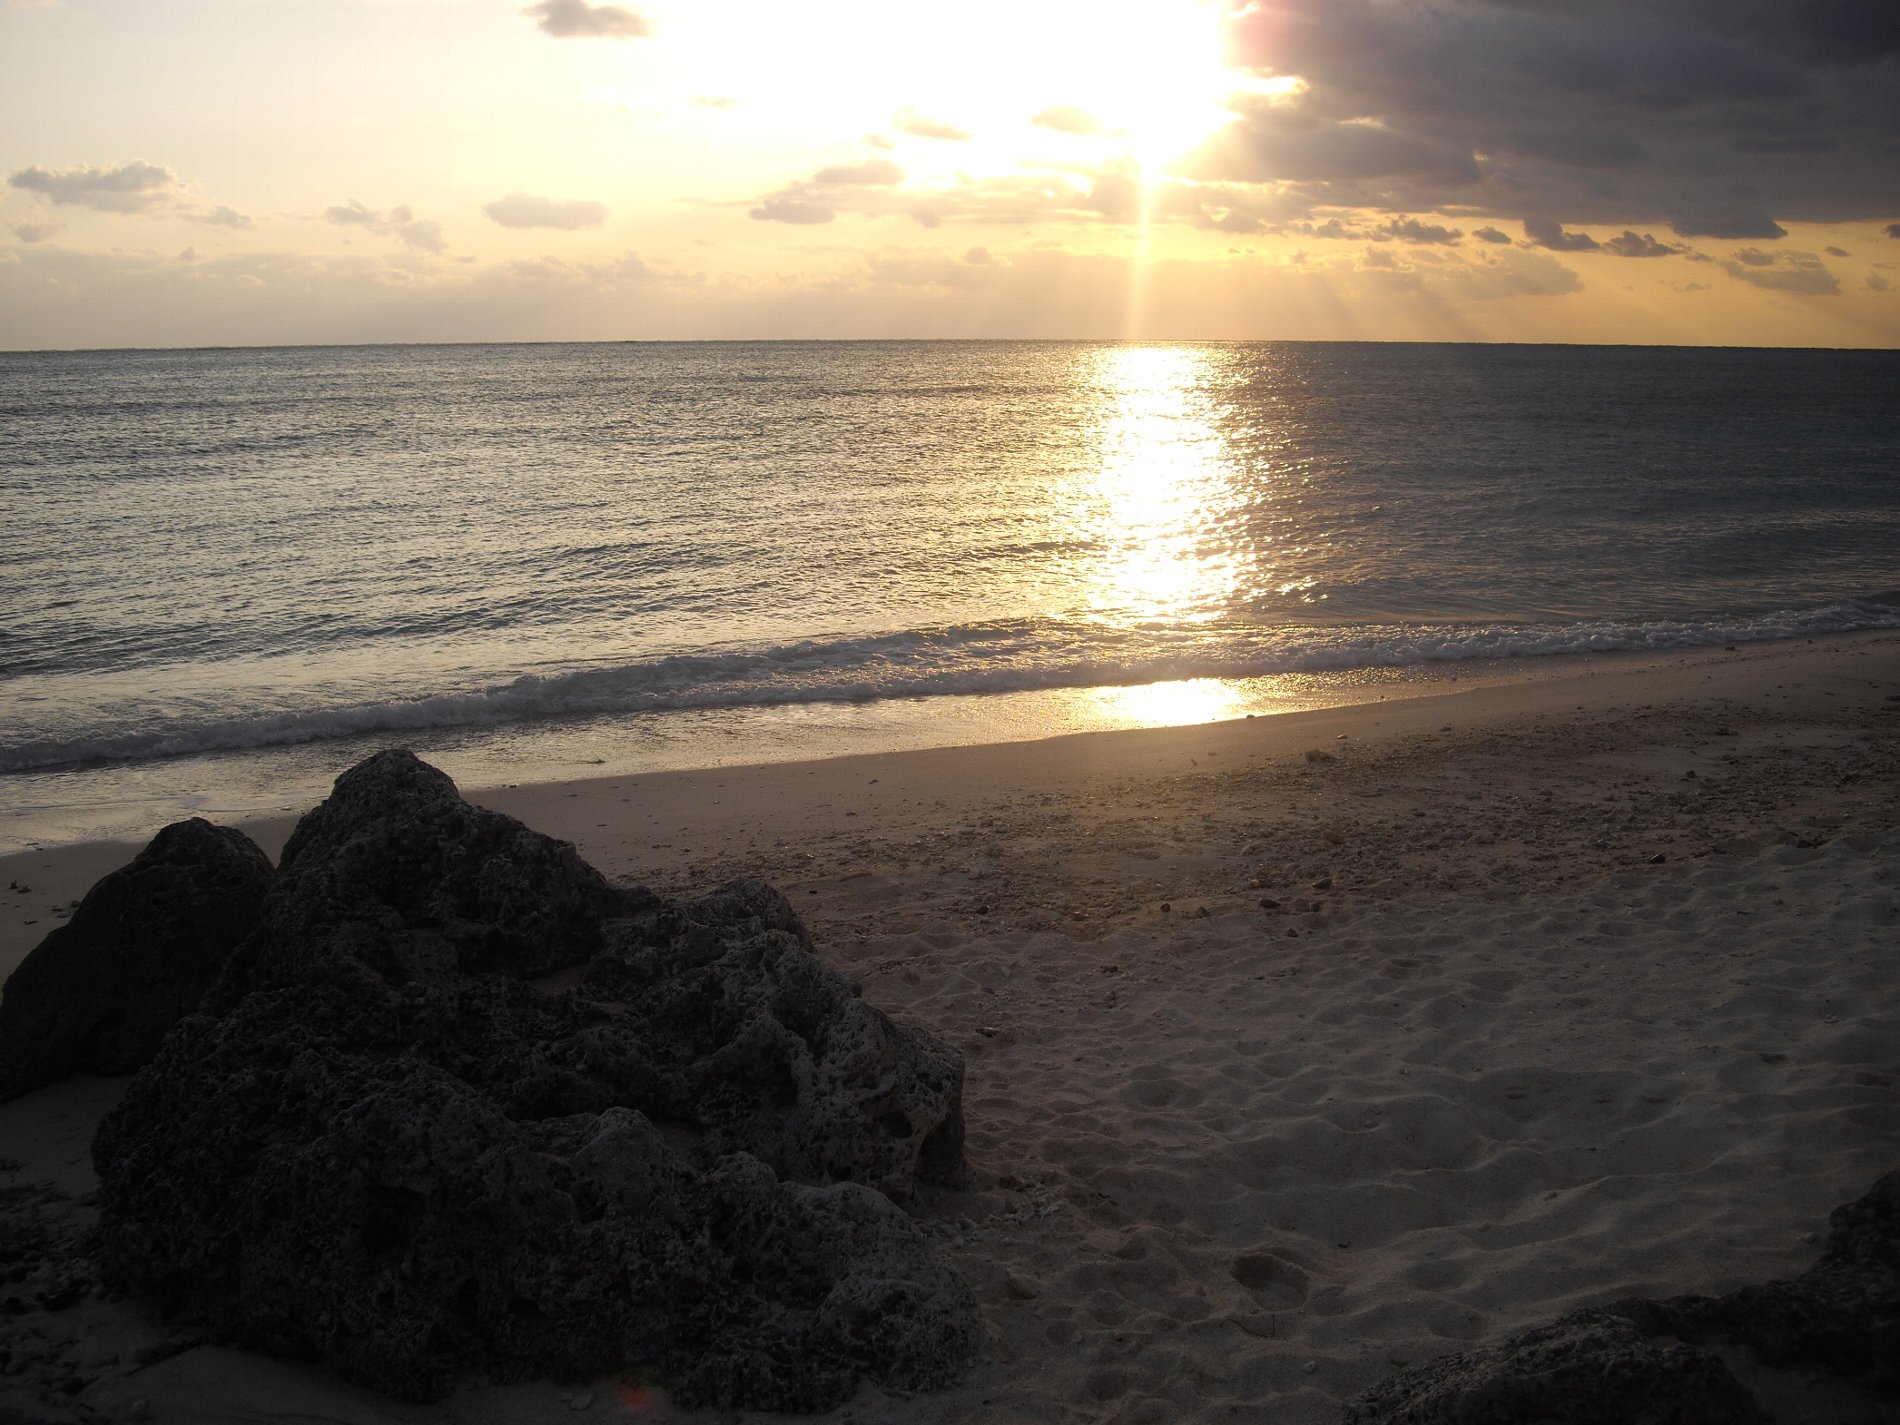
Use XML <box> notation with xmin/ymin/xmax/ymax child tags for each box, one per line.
<box><xmin>1086</xmin><ymin>676</ymin><xmax>1251</xmax><ymax>729</ymax></box>
<box><xmin>1068</xmin><ymin>344</ymin><xmax>1246</xmax><ymax>627</ymax></box>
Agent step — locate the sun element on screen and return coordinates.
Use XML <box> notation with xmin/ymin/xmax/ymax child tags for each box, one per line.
<box><xmin>1068</xmin><ymin>0</ymin><xmax>1241</xmax><ymax>179</ymax></box>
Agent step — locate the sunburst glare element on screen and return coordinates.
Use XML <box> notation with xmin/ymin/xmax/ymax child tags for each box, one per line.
<box><xmin>1066</xmin><ymin>344</ymin><xmax>1245</xmax><ymax>625</ymax></box>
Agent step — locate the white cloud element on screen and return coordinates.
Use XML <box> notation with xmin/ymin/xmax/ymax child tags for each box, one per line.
<box><xmin>895</xmin><ymin>108</ymin><xmax>971</xmax><ymax>142</ymax></box>
<box><xmin>1031</xmin><ymin>106</ymin><xmax>1103</xmax><ymax>136</ymax></box>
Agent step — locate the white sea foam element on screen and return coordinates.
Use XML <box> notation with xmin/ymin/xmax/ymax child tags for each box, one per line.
<box><xmin>5</xmin><ymin>601</ymin><xmax>1896</xmax><ymax>773</ymax></box>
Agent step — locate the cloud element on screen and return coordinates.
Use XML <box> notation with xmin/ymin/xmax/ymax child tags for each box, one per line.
<box><xmin>325</xmin><ymin>199</ymin><xmax>446</xmax><ymax>253</ymax></box>
<box><xmin>325</xmin><ymin>199</ymin><xmax>381</xmax><ymax>226</ymax></box>
<box><xmin>691</xmin><ymin>96</ymin><xmax>737</xmax><ymax>110</ymax></box>
<box><xmin>1869</xmin><ymin>273</ymin><xmax>1890</xmax><ymax>292</ymax></box>
<box><xmin>1031</xmin><ymin>105</ymin><xmax>1104</xmax><ymax>136</ymax></box>
<box><xmin>812</xmin><ymin>159</ymin><xmax>905</xmax><ymax>186</ymax></box>
<box><xmin>1523</xmin><ymin>216</ymin><xmax>1599</xmax><ymax>251</ymax></box>
<box><xmin>522</xmin><ymin>0</ymin><xmax>650</xmax><ymax>39</ymax></box>
<box><xmin>749</xmin><ymin>193</ymin><xmax>838</xmax><ymax>225</ymax></box>
<box><xmin>1380</xmin><ymin>215</ymin><xmax>1462</xmax><ymax>244</ymax></box>
<box><xmin>895</xmin><ymin>108</ymin><xmax>971</xmax><ymax>142</ymax></box>
<box><xmin>749</xmin><ymin>159</ymin><xmax>909</xmax><ymax>225</ymax></box>
<box><xmin>1207</xmin><ymin>0</ymin><xmax>1899</xmax><ymax>236</ymax></box>
<box><xmin>185</xmin><ymin>205</ymin><xmax>252</xmax><ymax>230</ymax></box>
<box><xmin>9</xmin><ymin>221</ymin><xmax>58</xmax><ymax>243</ymax></box>
<box><xmin>1720</xmin><ymin>247</ymin><xmax>1840</xmax><ymax>295</ymax></box>
<box><xmin>1669</xmin><ymin>209</ymin><xmax>1787</xmax><ymax>240</ymax></box>
<box><xmin>1602</xmin><ymin>230</ymin><xmax>1680</xmax><ymax>257</ymax></box>
<box><xmin>7</xmin><ymin>160</ymin><xmax>176</xmax><ymax>213</ymax></box>
<box><xmin>1504</xmin><ymin>127</ymin><xmax>1648</xmax><ymax>169</ymax></box>
<box><xmin>482</xmin><ymin>192</ymin><xmax>609</xmax><ymax>230</ymax></box>
<box><xmin>1888</xmin><ymin>224</ymin><xmax>1900</xmax><ymax>239</ymax></box>
<box><xmin>1187</xmin><ymin>97</ymin><xmax>1481</xmax><ymax>187</ymax></box>
<box><xmin>1473</xmin><ymin>226</ymin><xmax>1512</xmax><ymax>244</ymax></box>
<box><xmin>748</xmin><ymin>160</ymin><xmax>1120</xmax><ymax>232</ymax></box>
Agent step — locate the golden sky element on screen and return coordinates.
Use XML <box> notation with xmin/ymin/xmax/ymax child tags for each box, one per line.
<box><xmin>3</xmin><ymin>0</ymin><xmax>1897</xmax><ymax>349</ymax></box>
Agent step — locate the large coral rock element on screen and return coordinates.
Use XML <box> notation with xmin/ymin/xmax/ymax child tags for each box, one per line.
<box><xmin>1344</xmin><ymin>1168</ymin><xmax>1900</xmax><ymax>1424</ymax></box>
<box><xmin>0</xmin><ymin>817</ymin><xmax>272</xmax><ymax>1102</ymax></box>
<box><xmin>91</xmin><ymin>750</ymin><xmax>976</xmax><ymax>1409</ymax></box>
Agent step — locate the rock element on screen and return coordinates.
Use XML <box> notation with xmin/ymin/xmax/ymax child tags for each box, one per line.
<box><xmin>91</xmin><ymin>751</ymin><xmax>975</xmax><ymax>1411</ymax></box>
<box><xmin>215</xmin><ymin>748</ymin><xmax>633</xmax><ymax>993</ymax></box>
<box><xmin>0</xmin><ymin>818</ymin><xmax>272</xmax><ymax>1102</ymax></box>
<box><xmin>1343</xmin><ymin>1308</ymin><xmax>1768</xmax><ymax>1424</ymax></box>
<box><xmin>1345</xmin><ymin>1169</ymin><xmax>1900</xmax><ymax>1424</ymax></box>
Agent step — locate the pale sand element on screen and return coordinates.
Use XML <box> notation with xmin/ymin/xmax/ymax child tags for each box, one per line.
<box><xmin>2</xmin><ymin>633</ymin><xmax>1897</xmax><ymax>1423</ymax></box>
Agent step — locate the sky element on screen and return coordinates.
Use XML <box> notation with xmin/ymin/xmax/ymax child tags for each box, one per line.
<box><xmin>2</xmin><ymin>0</ymin><xmax>1897</xmax><ymax>349</ymax></box>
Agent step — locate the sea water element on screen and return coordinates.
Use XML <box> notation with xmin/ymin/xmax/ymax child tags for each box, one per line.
<box><xmin>2</xmin><ymin>340</ymin><xmax>1897</xmax><ymax>850</ymax></box>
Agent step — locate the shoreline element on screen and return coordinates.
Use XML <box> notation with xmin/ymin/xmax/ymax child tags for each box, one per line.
<box><xmin>5</xmin><ymin>631</ymin><xmax>1896</xmax><ymax>973</ymax></box>
<box><xmin>2</xmin><ymin>630</ymin><xmax>1897</xmax><ymax>1422</ymax></box>
<box><xmin>8</xmin><ymin>623</ymin><xmax>1895</xmax><ymax>859</ymax></box>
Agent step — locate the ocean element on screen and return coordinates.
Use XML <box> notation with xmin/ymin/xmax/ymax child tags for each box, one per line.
<box><xmin>3</xmin><ymin>340</ymin><xmax>1897</xmax><ymax>851</ymax></box>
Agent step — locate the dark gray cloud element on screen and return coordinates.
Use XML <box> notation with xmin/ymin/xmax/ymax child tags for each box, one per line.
<box><xmin>483</xmin><ymin>192</ymin><xmax>609</xmax><ymax>230</ymax></box>
<box><xmin>7</xmin><ymin>160</ymin><xmax>176</xmax><ymax>213</ymax></box>
<box><xmin>896</xmin><ymin>108</ymin><xmax>971</xmax><ymax>141</ymax></box>
<box><xmin>523</xmin><ymin>0</ymin><xmax>651</xmax><ymax>39</ymax></box>
<box><xmin>1205</xmin><ymin>0</ymin><xmax>1899</xmax><ymax>237</ymax></box>
<box><xmin>1189</xmin><ymin>94</ymin><xmax>1482</xmax><ymax>186</ymax></box>
<box><xmin>1668</xmin><ymin>208</ymin><xmax>1786</xmax><ymax>239</ymax></box>
<box><xmin>1524</xmin><ymin>216</ymin><xmax>1599</xmax><ymax>251</ymax></box>
<box><xmin>1888</xmin><ymin>223</ymin><xmax>1900</xmax><ymax>238</ymax></box>
<box><xmin>1473</xmin><ymin>225</ymin><xmax>1512</xmax><ymax>243</ymax></box>
<box><xmin>9</xmin><ymin>221</ymin><xmax>58</xmax><ymax>243</ymax></box>
<box><xmin>1602</xmin><ymin>229</ymin><xmax>1680</xmax><ymax>256</ymax></box>
<box><xmin>1381</xmin><ymin>215</ymin><xmax>1462</xmax><ymax>243</ymax></box>
<box><xmin>1032</xmin><ymin>105</ymin><xmax>1105</xmax><ymax>135</ymax></box>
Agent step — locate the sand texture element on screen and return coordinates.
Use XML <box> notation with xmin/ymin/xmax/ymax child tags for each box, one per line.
<box><xmin>1</xmin><ymin>634</ymin><xmax>1897</xmax><ymax>1423</ymax></box>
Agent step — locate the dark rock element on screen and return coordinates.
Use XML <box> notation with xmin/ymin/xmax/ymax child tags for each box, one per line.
<box><xmin>213</xmin><ymin>748</ymin><xmax>634</xmax><ymax>994</ymax></box>
<box><xmin>1671</xmin><ymin>1166</ymin><xmax>1900</xmax><ymax>1395</ymax></box>
<box><xmin>1345</xmin><ymin>1169</ymin><xmax>1900</xmax><ymax>1424</ymax></box>
<box><xmin>0</xmin><ymin>818</ymin><xmax>272</xmax><ymax>1102</ymax></box>
<box><xmin>91</xmin><ymin>750</ymin><xmax>975</xmax><ymax>1410</ymax></box>
<box><xmin>1346</xmin><ymin>1307</ymin><xmax>1768</xmax><ymax>1424</ymax></box>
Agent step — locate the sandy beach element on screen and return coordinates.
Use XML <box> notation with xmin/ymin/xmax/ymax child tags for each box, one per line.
<box><xmin>3</xmin><ymin>632</ymin><xmax>1897</xmax><ymax>1424</ymax></box>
